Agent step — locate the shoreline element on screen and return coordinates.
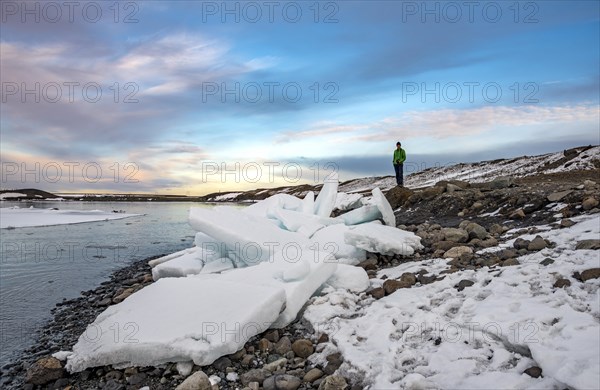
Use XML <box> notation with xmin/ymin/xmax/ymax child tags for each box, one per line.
<box><xmin>1</xmin><ymin>253</ymin><xmax>354</xmax><ymax>390</ymax></box>
<box><xmin>0</xmin><ymin>254</ymin><xmax>161</xmax><ymax>389</ymax></box>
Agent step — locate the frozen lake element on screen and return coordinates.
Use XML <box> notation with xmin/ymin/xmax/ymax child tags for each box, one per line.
<box><xmin>0</xmin><ymin>201</ymin><xmax>212</xmax><ymax>367</ymax></box>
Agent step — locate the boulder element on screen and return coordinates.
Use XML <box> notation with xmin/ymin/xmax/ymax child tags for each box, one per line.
<box><xmin>291</xmin><ymin>339</ymin><xmax>314</xmax><ymax>358</ymax></box>
<box><xmin>175</xmin><ymin>371</ymin><xmax>212</xmax><ymax>390</ymax></box>
<box><xmin>443</xmin><ymin>246</ymin><xmax>473</xmax><ymax>258</ymax></box>
<box><xmin>263</xmin><ymin>374</ymin><xmax>301</xmax><ymax>390</ymax></box>
<box><xmin>441</xmin><ymin>228</ymin><xmax>469</xmax><ymax>243</ymax></box>
<box><xmin>25</xmin><ymin>357</ymin><xmax>64</xmax><ymax>385</ymax></box>
<box><xmin>318</xmin><ymin>375</ymin><xmax>348</xmax><ymax>390</ymax></box>
<box><xmin>576</xmin><ymin>240</ymin><xmax>600</xmax><ymax>250</ymax></box>
<box><xmin>465</xmin><ymin>222</ymin><xmax>488</xmax><ymax>240</ymax></box>
<box><xmin>527</xmin><ymin>236</ymin><xmax>548</xmax><ymax>251</ymax></box>
<box><xmin>582</xmin><ymin>197</ymin><xmax>599</xmax><ymax>210</ymax></box>
<box><xmin>547</xmin><ymin>190</ymin><xmax>573</xmax><ymax>202</ymax></box>
<box><xmin>384</xmin><ymin>186</ymin><xmax>414</xmax><ymax>209</ymax></box>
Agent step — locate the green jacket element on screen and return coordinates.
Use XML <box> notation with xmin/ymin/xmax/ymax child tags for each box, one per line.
<box><xmin>393</xmin><ymin>148</ymin><xmax>406</xmax><ymax>164</ymax></box>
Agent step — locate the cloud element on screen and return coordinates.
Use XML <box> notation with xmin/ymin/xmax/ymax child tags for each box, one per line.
<box><xmin>276</xmin><ymin>104</ymin><xmax>599</xmax><ymax>145</ymax></box>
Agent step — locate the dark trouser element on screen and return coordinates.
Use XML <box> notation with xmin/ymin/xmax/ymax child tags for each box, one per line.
<box><xmin>394</xmin><ymin>163</ymin><xmax>403</xmax><ymax>186</ymax></box>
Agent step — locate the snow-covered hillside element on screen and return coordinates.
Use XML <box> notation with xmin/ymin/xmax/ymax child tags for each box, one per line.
<box><xmin>205</xmin><ymin>145</ymin><xmax>600</xmax><ymax>201</ymax></box>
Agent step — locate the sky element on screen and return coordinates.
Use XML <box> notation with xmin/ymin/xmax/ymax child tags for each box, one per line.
<box><xmin>1</xmin><ymin>0</ymin><xmax>599</xmax><ymax>195</ymax></box>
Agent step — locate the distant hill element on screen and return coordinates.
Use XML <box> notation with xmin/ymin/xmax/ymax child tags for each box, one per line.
<box><xmin>202</xmin><ymin>145</ymin><xmax>600</xmax><ymax>201</ymax></box>
<box><xmin>0</xmin><ymin>188</ymin><xmax>60</xmax><ymax>200</ymax></box>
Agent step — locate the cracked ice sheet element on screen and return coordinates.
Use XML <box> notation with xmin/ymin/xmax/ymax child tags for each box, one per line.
<box><xmin>304</xmin><ymin>215</ymin><xmax>600</xmax><ymax>389</ymax></box>
<box><xmin>66</xmin><ymin>278</ymin><xmax>286</xmax><ymax>373</ymax></box>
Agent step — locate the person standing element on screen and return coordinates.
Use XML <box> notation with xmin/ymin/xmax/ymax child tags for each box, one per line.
<box><xmin>393</xmin><ymin>141</ymin><xmax>406</xmax><ymax>187</ymax></box>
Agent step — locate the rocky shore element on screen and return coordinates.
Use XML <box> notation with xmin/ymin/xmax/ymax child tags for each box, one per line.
<box><xmin>0</xmin><ymin>254</ymin><xmax>358</xmax><ymax>390</ymax></box>
<box><xmin>2</xmin><ymin>168</ymin><xmax>600</xmax><ymax>390</ymax></box>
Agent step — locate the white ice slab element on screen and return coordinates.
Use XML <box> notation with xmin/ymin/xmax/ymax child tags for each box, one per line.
<box><xmin>344</xmin><ymin>222</ymin><xmax>423</xmax><ymax>256</ymax></box>
<box><xmin>243</xmin><ymin>194</ymin><xmax>303</xmax><ymax>218</ymax></box>
<box><xmin>302</xmin><ymin>191</ymin><xmax>315</xmax><ymax>215</ymax></box>
<box><xmin>215</xmin><ymin>249</ymin><xmax>338</xmax><ymax>328</ymax></box>
<box><xmin>0</xmin><ymin>207</ymin><xmax>140</xmax><ymax>229</ymax></box>
<box><xmin>313</xmin><ymin>172</ymin><xmax>338</xmax><ymax>217</ymax></box>
<box><xmin>267</xmin><ymin>208</ymin><xmax>342</xmax><ymax>238</ymax></box>
<box><xmin>200</xmin><ymin>257</ymin><xmax>235</xmax><ymax>274</ymax></box>
<box><xmin>334</xmin><ymin>192</ymin><xmax>363</xmax><ymax>211</ymax></box>
<box><xmin>310</xmin><ymin>224</ymin><xmax>367</xmax><ymax>264</ymax></box>
<box><xmin>65</xmin><ymin>278</ymin><xmax>286</xmax><ymax>372</ymax></box>
<box><xmin>189</xmin><ymin>206</ymin><xmax>309</xmax><ymax>265</ymax></box>
<box><xmin>336</xmin><ymin>205</ymin><xmax>382</xmax><ymax>226</ymax></box>
<box><xmin>371</xmin><ymin>187</ymin><xmax>395</xmax><ymax>226</ymax></box>
<box><xmin>152</xmin><ymin>251</ymin><xmax>204</xmax><ymax>280</ymax></box>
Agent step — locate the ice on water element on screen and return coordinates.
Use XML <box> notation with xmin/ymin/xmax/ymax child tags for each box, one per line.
<box><xmin>65</xmin><ymin>176</ymin><xmax>422</xmax><ymax>372</ymax></box>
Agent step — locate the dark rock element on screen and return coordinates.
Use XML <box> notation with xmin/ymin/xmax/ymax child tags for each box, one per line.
<box><xmin>274</xmin><ymin>337</ymin><xmax>292</xmax><ymax>355</ymax></box>
<box><xmin>383</xmin><ymin>279</ymin><xmax>411</xmax><ymax>295</ymax></box>
<box><xmin>229</xmin><ymin>348</ymin><xmax>246</xmax><ymax>360</ymax></box>
<box><xmin>213</xmin><ymin>356</ymin><xmax>232</xmax><ymax>372</ymax></box>
<box><xmin>528</xmin><ymin>236</ymin><xmax>548</xmax><ymax>251</ymax></box>
<box><xmin>582</xmin><ymin>197</ymin><xmax>599</xmax><ymax>210</ymax></box>
<box><xmin>400</xmin><ymin>272</ymin><xmax>417</xmax><ymax>286</ymax></box>
<box><xmin>240</xmin><ymin>368</ymin><xmax>270</xmax><ymax>386</ymax></box>
<box><xmin>258</xmin><ymin>338</ymin><xmax>273</xmax><ymax>352</ymax></box>
<box><xmin>323</xmin><ymin>353</ymin><xmax>343</xmax><ymax>375</ymax></box>
<box><xmin>105</xmin><ymin>370</ymin><xmax>123</xmax><ymax>381</ymax></box>
<box><xmin>502</xmin><ymin>258</ymin><xmax>520</xmax><ymax>267</ymax></box>
<box><xmin>441</xmin><ymin>227</ymin><xmax>469</xmax><ymax>243</ymax></box>
<box><xmin>432</xmin><ymin>240</ymin><xmax>462</xmax><ymax>252</ymax></box>
<box><xmin>103</xmin><ymin>379</ymin><xmax>125</xmax><ymax>390</ymax></box>
<box><xmin>318</xmin><ymin>375</ymin><xmax>348</xmax><ymax>390</ymax></box>
<box><xmin>489</xmin><ymin>224</ymin><xmax>505</xmax><ymax>235</ymax></box>
<box><xmin>263</xmin><ymin>374</ymin><xmax>302</xmax><ymax>390</ymax></box>
<box><xmin>264</xmin><ymin>329</ymin><xmax>280</xmax><ymax>343</ymax></box>
<box><xmin>420</xmin><ymin>186</ymin><xmax>445</xmax><ymax>201</ymax></box>
<box><xmin>524</xmin><ymin>366</ymin><xmax>543</xmax><ymax>378</ymax></box>
<box><xmin>385</xmin><ymin>186</ymin><xmax>414</xmax><ymax>209</ymax></box>
<box><xmin>513</xmin><ymin>238</ymin><xmax>531</xmax><ymax>250</ymax></box>
<box><xmin>358</xmin><ymin>258</ymin><xmax>378</xmax><ymax>270</ymax></box>
<box><xmin>553</xmin><ymin>279</ymin><xmax>571</xmax><ymax>288</ymax></box>
<box><xmin>455</xmin><ymin>280</ymin><xmax>475</xmax><ymax>291</ymax></box>
<box><xmin>127</xmin><ymin>372</ymin><xmax>147</xmax><ymax>385</ymax></box>
<box><xmin>443</xmin><ymin>246</ymin><xmax>473</xmax><ymax>258</ymax></box>
<box><xmin>509</xmin><ymin>209</ymin><xmax>526</xmax><ymax>219</ymax></box>
<box><xmin>367</xmin><ymin>287</ymin><xmax>385</xmax><ymax>299</ymax></box>
<box><xmin>417</xmin><ymin>274</ymin><xmax>436</xmax><ymax>285</ymax></box>
<box><xmin>304</xmin><ymin>368</ymin><xmax>324</xmax><ymax>383</ymax></box>
<box><xmin>540</xmin><ymin>258</ymin><xmax>555</xmax><ymax>266</ymax></box>
<box><xmin>560</xmin><ymin>219</ymin><xmax>576</xmax><ymax>228</ymax></box>
<box><xmin>52</xmin><ymin>377</ymin><xmax>70</xmax><ymax>389</ymax></box>
<box><xmin>112</xmin><ymin>287</ymin><xmax>134</xmax><ymax>304</ymax></box>
<box><xmin>318</xmin><ymin>333</ymin><xmax>329</xmax><ymax>343</ymax></box>
<box><xmin>547</xmin><ymin>190</ymin><xmax>573</xmax><ymax>202</ymax></box>
<box><xmin>465</xmin><ymin>222</ymin><xmax>488</xmax><ymax>240</ymax></box>
<box><xmin>576</xmin><ymin>240</ymin><xmax>600</xmax><ymax>250</ymax></box>
<box><xmin>175</xmin><ymin>370</ymin><xmax>212</xmax><ymax>390</ymax></box>
<box><xmin>580</xmin><ymin>268</ymin><xmax>600</xmax><ymax>281</ymax></box>
<box><xmin>291</xmin><ymin>339</ymin><xmax>314</xmax><ymax>358</ymax></box>
<box><xmin>497</xmin><ymin>249</ymin><xmax>518</xmax><ymax>260</ymax></box>
<box><xmin>25</xmin><ymin>357</ymin><xmax>64</xmax><ymax>385</ymax></box>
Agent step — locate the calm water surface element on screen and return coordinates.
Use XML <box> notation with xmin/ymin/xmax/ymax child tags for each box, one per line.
<box><xmin>0</xmin><ymin>201</ymin><xmax>212</xmax><ymax>367</ymax></box>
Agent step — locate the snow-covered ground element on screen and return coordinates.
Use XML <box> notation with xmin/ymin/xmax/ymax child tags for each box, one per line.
<box><xmin>0</xmin><ymin>207</ymin><xmax>141</xmax><ymax>229</ymax></box>
<box><xmin>338</xmin><ymin>146</ymin><xmax>600</xmax><ymax>193</ymax></box>
<box><xmin>304</xmin><ymin>214</ymin><xmax>600</xmax><ymax>389</ymax></box>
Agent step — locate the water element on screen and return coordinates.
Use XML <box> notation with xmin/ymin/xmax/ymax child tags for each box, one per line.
<box><xmin>0</xmin><ymin>201</ymin><xmax>212</xmax><ymax>367</ymax></box>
